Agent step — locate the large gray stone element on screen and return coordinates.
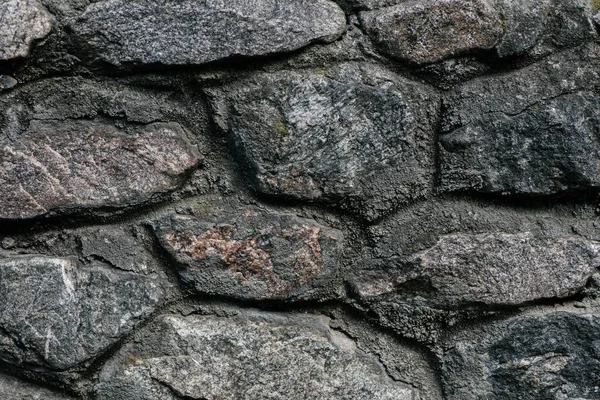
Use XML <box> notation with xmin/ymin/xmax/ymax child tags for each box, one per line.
<box><xmin>95</xmin><ymin>311</ymin><xmax>421</xmax><ymax>399</ymax></box>
<box><xmin>439</xmin><ymin>45</ymin><xmax>600</xmax><ymax>195</ymax></box>
<box><xmin>0</xmin><ymin>0</ymin><xmax>53</xmax><ymax>60</ymax></box>
<box><xmin>443</xmin><ymin>311</ymin><xmax>600</xmax><ymax>399</ymax></box>
<box><xmin>209</xmin><ymin>63</ymin><xmax>439</xmax><ymax>221</ymax></box>
<box><xmin>0</xmin><ymin>373</ymin><xmax>74</xmax><ymax>399</ymax></box>
<box><xmin>71</xmin><ymin>0</ymin><xmax>346</xmax><ymax>67</ymax></box>
<box><xmin>154</xmin><ymin>202</ymin><xmax>344</xmax><ymax>301</ymax></box>
<box><xmin>494</xmin><ymin>0</ymin><xmax>597</xmax><ymax>58</ymax></box>
<box><xmin>0</xmin><ymin>254</ymin><xmax>168</xmax><ymax>370</ymax></box>
<box><xmin>360</xmin><ymin>0</ymin><xmax>504</xmax><ymax>65</ymax></box>
<box><xmin>354</xmin><ymin>233</ymin><xmax>600</xmax><ymax>307</ymax></box>
<box><xmin>0</xmin><ymin>78</ymin><xmax>200</xmax><ymax>219</ymax></box>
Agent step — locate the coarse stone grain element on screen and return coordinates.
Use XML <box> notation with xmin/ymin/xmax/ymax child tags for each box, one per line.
<box><xmin>0</xmin><ymin>255</ymin><xmax>168</xmax><ymax>370</ymax></box>
<box><xmin>209</xmin><ymin>63</ymin><xmax>439</xmax><ymax>221</ymax></box>
<box><xmin>70</xmin><ymin>0</ymin><xmax>346</xmax><ymax>67</ymax></box>
<box><xmin>154</xmin><ymin>203</ymin><xmax>343</xmax><ymax>301</ymax></box>
<box><xmin>95</xmin><ymin>311</ymin><xmax>420</xmax><ymax>400</ymax></box>
<box><xmin>0</xmin><ymin>0</ymin><xmax>53</xmax><ymax>60</ymax></box>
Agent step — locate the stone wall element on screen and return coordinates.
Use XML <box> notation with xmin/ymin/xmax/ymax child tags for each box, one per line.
<box><xmin>1</xmin><ymin>0</ymin><xmax>600</xmax><ymax>398</ymax></box>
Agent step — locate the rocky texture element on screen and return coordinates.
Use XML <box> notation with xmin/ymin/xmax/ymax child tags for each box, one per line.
<box><xmin>0</xmin><ymin>78</ymin><xmax>200</xmax><ymax>219</ymax></box>
<box><xmin>0</xmin><ymin>0</ymin><xmax>53</xmax><ymax>60</ymax></box>
<box><xmin>155</xmin><ymin>203</ymin><xmax>343</xmax><ymax>301</ymax></box>
<box><xmin>360</xmin><ymin>0</ymin><xmax>504</xmax><ymax>64</ymax></box>
<box><xmin>0</xmin><ymin>254</ymin><xmax>168</xmax><ymax>370</ymax></box>
<box><xmin>0</xmin><ymin>373</ymin><xmax>74</xmax><ymax>399</ymax></box>
<box><xmin>494</xmin><ymin>0</ymin><xmax>597</xmax><ymax>58</ymax></box>
<box><xmin>1</xmin><ymin>0</ymin><xmax>600</xmax><ymax>396</ymax></box>
<box><xmin>210</xmin><ymin>63</ymin><xmax>439</xmax><ymax>220</ymax></box>
<box><xmin>355</xmin><ymin>233</ymin><xmax>600</xmax><ymax>307</ymax></box>
<box><xmin>95</xmin><ymin>311</ymin><xmax>422</xmax><ymax>400</ymax></box>
<box><xmin>71</xmin><ymin>0</ymin><xmax>346</xmax><ymax>67</ymax></box>
<box><xmin>439</xmin><ymin>45</ymin><xmax>600</xmax><ymax>195</ymax></box>
<box><xmin>443</xmin><ymin>311</ymin><xmax>600</xmax><ymax>399</ymax></box>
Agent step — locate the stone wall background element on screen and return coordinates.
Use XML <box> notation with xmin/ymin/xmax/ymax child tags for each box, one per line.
<box><xmin>1</xmin><ymin>0</ymin><xmax>600</xmax><ymax>398</ymax></box>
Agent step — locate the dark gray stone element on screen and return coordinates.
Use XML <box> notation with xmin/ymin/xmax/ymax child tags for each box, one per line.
<box><xmin>209</xmin><ymin>63</ymin><xmax>439</xmax><ymax>221</ymax></box>
<box><xmin>0</xmin><ymin>254</ymin><xmax>169</xmax><ymax>370</ymax></box>
<box><xmin>154</xmin><ymin>202</ymin><xmax>344</xmax><ymax>301</ymax></box>
<box><xmin>71</xmin><ymin>0</ymin><xmax>346</xmax><ymax>67</ymax></box>
<box><xmin>354</xmin><ymin>233</ymin><xmax>599</xmax><ymax>307</ymax></box>
<box><xmin>360</xmin><ymin>0</ymin><xmax>504</xmax><ymax>65</ymax></box>
<box><xmin>443</xmin><ymin>311</ymin><xmax>600</xmax><ymax>399</ymax></box>
<box><xmin>0</xmin><ymin>373</ymin><xmax>74</xmax><ymax>399</ymax></box>
<box><xmin>95</xmin><ymin>311</ymin><xmax>421</xmax><ymax>400</ymax></box>
<box><xmin>0</xmin><ymin>78</ymin><xmax>200</xmax><ymax>219</ymax></box>
<box><xmin>0</xmin><ymin>0</ymin><xmax>53</xmax><ymax>60</ymax></box>
<box><xmin>494</xmin><ymin>0</ymin><xmax>597</xmax><ymax>58</ymax></box>
<box><xmin>439</xmin><ymin>45</ymin><xmax>600</xmax><ymax>195</ymax></box>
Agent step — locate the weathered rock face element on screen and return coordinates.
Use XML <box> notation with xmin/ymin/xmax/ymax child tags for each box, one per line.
<box><xmin>71</xmin><ymin>0</ymin><xmax>346</xmax><ymax>67</ymax></box>
<box><xmin>210</xmin><ymin>63</ymin><xmax>439</xmax><ymax>220</ymax></box>
<box><xmin>0</xmin><ymin>78</ymin><xmax>200</xmax><ymax>219</ymax></box>
<box><xmin>443</xmin><ymin>312</ymin><xmax>600</xmax><ymax>399</ymax></box>
<box><xmin>95</xmin><ymin>311</ymin><xmax>421</xmax><ymax>400</ymax></box>
<box><xmin>439</xmin><ymin>45</ymin><xmax>600</xmax><ymax>195</ymax></box>
<box><xmin>2</xmin><ymin>0</ymin><xmax>600</xmax><ymax>395</ymax></box>
<box><xmin>360</xmin><ymin>0</ymin><xmax>597</xmax><ymax>64</ymax></box>
<box><xmin>354</xmin><ymin>233</ymin><xmax>600</xmax><ymax>307</ymax></box>
<box><xmin>154</xmin><ymin>203</ymin><xmax>343</xmax><ymax>301</ymax></box>
<box><xmin>0</xmin><ymin>254</ymin><xmax>168</xmax><ymax>370</ymax></box>
<box><xmin>360</xmin><ymin>0</ymin><xmax>504</xmax><ymax>64</ymax></box>
<box><xmin>0</xmin><ymin>0</ymin><xmax>53</xmax><ymax>60</ymax></box>
<box><xmin>494</xmin><ymin>0</ymin><xmax>597</xmax><ymax>58</ymax></box>
<box><xmin>0</xmin><ymin>373</ymin><xmax>74</xmax><ymax>399</ymax></box>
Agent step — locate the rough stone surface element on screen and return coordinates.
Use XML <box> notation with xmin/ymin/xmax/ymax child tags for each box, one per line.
<box><xmin>155</xmin><ymin>203</ymin><xmax>343</xmax><ymax>301</ymax></box>
<box><xmin>0</xmin><ymin>254</ymin><xmax>168</xmax><ymax>370</ymax></box>
<box><xmin>439</xmin><ymin>45</ymin><xmax>600</xmax><ymax>195</ymax></box>
<box><xmin>443</xmin><ymin>311</ymin><xmax>600</xmax><ymax>399</ymax></box>
<box><xmin>360</xmin><ymin>0</ymin><xmax>504</xmax><ymax>64</ymax></box>
<box><xmin>368</xmin><ymin>233</ymin><xmax>599</xmax><ymax>307</ymax></box>
<box><xmin>0</xmin><ymin>0</ymin><xmax>53</xmax><ymax>60</ymax></box>
<box><xmin>0</xmin><ymin>78</ymin><xmax>200</xmax><ymax>219</ymax></box>
<box><xmin>1</xmin><ymin>0</ymin><xmax>600</xmax><ymax>396</ymax></box>
<box><xmin>95</xmin><ymin>311</ymin><xmax>421</xmax><ymax>400</ymax></box>
<box><xmin>210</xmin><ymin>63</ymin><xmax>439</xmax><ymax>221</ymax></box>
<box><xmin>494</xmin><ymin>0</ymin><xmax>597</xmax><ymax>58</ymax></box>
<box><xmin>0</xmin><ymin>373</ymin><xmax>74</xmax><ymax>399</ymax></box>
<box><xmin>71</xmin><ymin>0</ymin><xmax>346</xmax><ymax>67</ymax></box>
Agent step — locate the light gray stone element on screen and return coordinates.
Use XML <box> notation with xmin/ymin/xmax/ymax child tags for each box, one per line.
<box><xmin>71</xmin><ymin>0</ymin><xmax>346</xmax><ymax>67</ymax></box>
<box><xmin>439</xmin><ymin>45</ymin><xmax>600</xmax><ymax>195</ymax></box>
<box><xmin>0</xmin><ymin>254</ymin><xmax>168</xmax><ymax>370</ymax></box>
<box><xmin>0</xmin><ymin>373</ymin><xmax>74</xmax><ymax>399</ymax></box>
<box><xmin>209</xmin><ymin>63</ymin><xmax>439</xmax><ymax>221</ymax></box>
<box><xmin>0</xmin><ymin>0</ymin><xmax>53</xmax><ymax>60</ymax></box>
<box><xmin>355</xmin><ymin>233</ymin><xmax>600</xmax><ymax>307</ymax></box>
<box><xmin>154</xmin><ymin>202</ymin><xmax>344</xmax><ymax>301</ymax></box>
<box><xmin>443</xmin><ymin>311</ymin><xmax>600</xmax><ymax>399</ymax></box>
<box><xmin>360</xmin><ymin>0</ymin><xmax>503</xmax><ymax>64</ymax></box>
<box><xmin>0</xmin><ymin>78</ymin><xmax>200</xmax><ymax>219</ymax></box>
<box><xmin>404</xmin><ymin>233</ymin><xmax>599</xmax><ymax>306</ymax></box>
<box><xmin>96</xmin><ymin>311</ymin><xmax>420</xmax><ymax>400</ymax></box>
<box><xmin>0</xmin><ymin>75</ymin><xmax>18</xmax><ymax>91</ymax></box>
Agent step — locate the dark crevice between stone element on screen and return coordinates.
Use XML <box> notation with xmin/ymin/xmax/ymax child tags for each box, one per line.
<box><xmin>0</xmin><ymin>360</ymin><xmax>81</xmax><ymax>399</ymax></box>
